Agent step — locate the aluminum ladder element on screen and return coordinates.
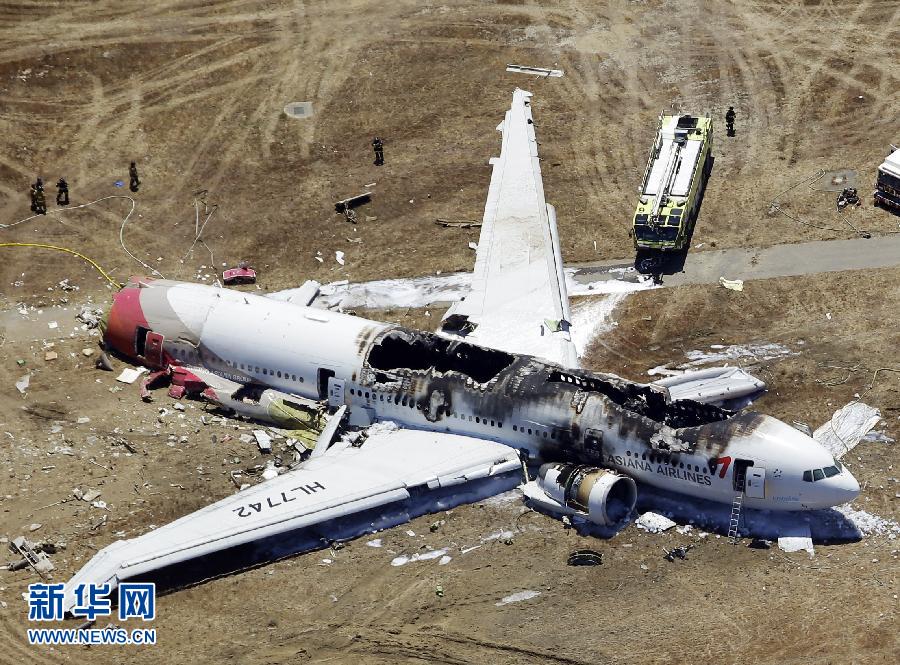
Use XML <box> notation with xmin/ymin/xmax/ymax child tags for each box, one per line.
<box><xmin>727</xmin><ymin>491</ymin><xmax>744</xmax><ymax>542</ymax></box>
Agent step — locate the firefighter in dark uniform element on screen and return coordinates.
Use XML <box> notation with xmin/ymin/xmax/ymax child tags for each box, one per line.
<box><xmin>725</xmin><ymin>106</ymin><xmax>736</xmax><ymax>136</ymax></box>
<box><xmin>33</xmin><ymin>180</ymin><xmax>47</xmax><ymax>215</ymax></box>
<box><xmin>56</xmin><ymin>177</ymin><xmax>69</xmax><ymax>206</ymax></box>
<box><xmin>372</xmin><ymin>136</ymin><xmax>384</xmax><ymax>166</ymax></box>
<box><xmin>129</xmin><ymin>161</ymin><xmax>140</xmax><ymax>192</ymax></box>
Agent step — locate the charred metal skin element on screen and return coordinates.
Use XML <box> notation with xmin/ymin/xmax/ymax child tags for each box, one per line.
<box><xmin>103</xmin><ymin>277</ymin><xmax>860</xmax><ymax>512</ymax></box>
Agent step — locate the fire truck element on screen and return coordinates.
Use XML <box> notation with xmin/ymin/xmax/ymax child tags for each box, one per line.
<box><xmin>874</xmin><ymin>145</ymin><xmax>900</xmax><ymax>211</ymax></box>
<box><xmin>632</xmin><ymin>113</ymin><xmax>713</xmax><ymax>251</ymax></box>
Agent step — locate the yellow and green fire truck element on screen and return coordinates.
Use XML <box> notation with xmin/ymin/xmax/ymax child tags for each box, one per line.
<box><xmin>632</xmin><ymin>113</ymin><xmax>713</xmax><ymax>251</ymax></box>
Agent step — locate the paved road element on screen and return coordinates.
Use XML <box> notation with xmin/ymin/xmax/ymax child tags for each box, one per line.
<box><xmin>570</xmin><ymin>234</ymin><xmax>900</xmax><ymax>288</ymax></box>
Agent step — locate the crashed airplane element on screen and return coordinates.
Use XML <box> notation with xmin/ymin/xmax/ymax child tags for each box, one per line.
<box><xmin>62</xmin><ymin>89</ymin><xmax>859</xmax><ymax>612</ymax></box>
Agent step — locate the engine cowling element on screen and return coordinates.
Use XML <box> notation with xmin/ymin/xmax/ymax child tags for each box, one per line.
<box><xmin>536</xmin><ymin>463</ymin><xmax>637</xmax><ymax>526</ymax></box>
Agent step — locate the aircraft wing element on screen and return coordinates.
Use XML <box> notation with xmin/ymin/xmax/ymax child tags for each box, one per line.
<box><xmin>61</xmin><ymin>428</ymin><xmax>521</xmax><ymax>613</ymax></box>
<box><xmin>440</xmin><ymin>89</ymin><xmax>577</xmax><ymax>367</ymax></box>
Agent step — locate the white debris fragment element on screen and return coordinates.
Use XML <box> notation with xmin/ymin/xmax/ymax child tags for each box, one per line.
<box><xmin>679</xmin><ymin>343</ymin><xmax>795</xmax><ymax>369</ymax></box>
<box><xmin>718</xmin><ymin>277</ymin><xmax>744</xmax><ymax>291</ymax></box>
<box><xmin>116</xmin><ymin>367</ymin><xmax>149</xmax><ymax>384</ymax></box>
<box><xmin>48</xmin><ymin>320</ymin><xmax>58</xmax><ymax>329</ymax></box>
<box><xmin>390</xmin><ymin>548</ymin><xmax>449</xmax><ymax>567</ymax></box>
<box><xmin>468</xmin><ymin>241</ymin><xmax>478</xmax><ymax>250</ymax></box>
<box><xmin>777</xmin><ymin>523</ymin><xmax>814</xmax><ymax>556</ymax></box>
<box><xmin>635</xmin><ymin>512</ymin><xmax>676</xmax><ymax>533</ymax></box>
<box><xmin>335</xmin><ymin>250</ymin><xmax>345</xmax><ymax>266</ymax></box>
<box><xmin>253</xmin><ymin>430</ymin><xmax>272</xmax><ymax>452</ymax></box>
<box><xmin>777</xmin><ymin>536</ymin><xmax>815</xmax><ymax>556</ymax></box>
<box><xmin>365</xmin><ymin>538</ymin><xmax>383</xmax><ymax>548</ymax></box>
<box><xmin>261</xmin><ymin>461</ymin><xmax>278</xmax><ymax>481</ymax></box>
<box><xmin>813</xmin><ymin>402</ymin><xmax>881</xmax><ymax>458</ymax></box>
<box><xmin>15</xmin><ymin>374</ymin><xmax>30</xmax><ymax>394</ymax></box>
<box><xmin>438</xmin><ymin>555</ymin><xmax>452</xmax><ymax>565</ymax></box>
<box><xmin>76</xmin><ymin>417</ymin><xmax>90</xmax><ymax>424</ymax></box>
<box><xmin>81</xmin><ymin>489</ymin><xmax>101</xmax><ymax>502</ymax></box>
<box><xmin>29</xmin><ymin>523</ymin><xmax>42</xmax><ymax>532</ymax></box>
<box><xmin>495</xmin><ymin>590</ymin><xmax>541</xmax><ymax>606</ymax></box>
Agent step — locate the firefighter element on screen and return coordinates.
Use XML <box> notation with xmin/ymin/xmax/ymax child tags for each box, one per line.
<box><xmin>725</xmin><ymin>106</ymin><xmax>736</xmax><ymax>136</ymax></box>
<box><xmin>129</xmin><ymin>161</ymin><xmax>140</xmax><ymax>192</ymax></box>
<box><xmin>33</xmin><ymin>183</ymin><xmax>47</xmax><ymax>215</ymax></box>
<box><xmin>56</xmin><ymin>177</ymin><xmax>69</xmax><ymax>206</ymax></box>
<box><xmin>29</xmin><ymin>184</ymin><xmax>37</xmax><ymax>213</ymax></box>
<box><xmin>372</xmin><ymin>136</ymin><xmax>384</xmax><ymax>166</ymax></box>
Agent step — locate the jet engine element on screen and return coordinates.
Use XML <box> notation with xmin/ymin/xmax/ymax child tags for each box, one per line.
<box><xmin>524</xmin><ymin>463</ymin><xmax>637</xmax><ymax>526</ymax></box>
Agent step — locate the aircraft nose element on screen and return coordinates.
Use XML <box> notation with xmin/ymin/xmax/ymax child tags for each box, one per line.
<box><xmin>821</xmin><ymin>468</ymin><xmax>861</xmax><ymax>505</ymax></box>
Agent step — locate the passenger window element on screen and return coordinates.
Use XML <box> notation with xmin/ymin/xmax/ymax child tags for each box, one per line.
<box><xmin>475</xmin><ymin>417</ymin><xmax>480</xmax><ymax>424</ymax></box>
<box><xmin>490</xmin><ymin>420</ymin><xmax>495</xmax><ymax>427</ymax></box>
<box><xmin>550</xmin><ymin>431</ymin><xmax>556</xmax><ymax>440</ymax></box>
<box><xmin>527</xmin><ymin>428</ymin><xmax>532</xmax><ymax>435</ymax></box>
<box><xmin>401</xmin><ymin>396</ymin><xmax>408</xmax><ymax>406</ymax></box>
<box><xmin>277</xmin><ymin>371</ymin><xmax>282</xmax><ymax>378</ymax></box>
<box><xmin>350</xmin><ymin>389</ymin><xmax>355</xmax><ymax>396</ymax></box>
<box><xmin>813</xmin><ymin>468</ymin><xmax>825</xmax><ymax>481</ymax></box>
<box><xmin>542</xmin><ymin>431</ymin><xmax>547</xmax><ymax>439</ymax></box>
<box><xmin>498</xmin><ymin>422</ymin><xmax>502</xmax><ymax>428</ymax></box>
<box><xmin>513</xmin><ymin>425</ymin><xmax>518</xmax><ymax>432</ymax></box>
<box><xmin>642</xmin><ymin>454</ymin><xmax>646</xmax><ymax>461</ymax></box>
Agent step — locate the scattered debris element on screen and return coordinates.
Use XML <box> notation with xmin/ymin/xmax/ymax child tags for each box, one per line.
<box><xmin>390</xmin><ymin>548</ymin><xmax>449</xmax><ymax>567</ymax></box>
<box><xmin>435</xmin><ymin>584</ymin><xmax>444</xmax><ymax>598</ymax></box>
<box><xmin>434</xmin><ymin>218</ymin><xmax>482</xmax><ymax>228</ymax></box>
<box><xmin>468</xmin><ymin>241</ymin><xmax>478</xmax><ymax>250</ymax></box>
<box><xmin>335</xmin><ymin>250</ymin><xmax>345</xmax><ymax>266</ymax></box>
<box><xmin>813</xmin><ymin>402</ymin><xmax>881</xmax><ymax>458</ymax></box>
<box><xmin>8</xmin><ymin>536</ymin><xmax>54</xmax><ymax>576</ymax></box>
<box><xmin>366</xmin><ymin>538</ymin><xmax>382</xmax><ymax>548</ymax></box>
<box><xmin>334</xmin><ymin>193</ymin><xmax>372</xmax><ymax>224</ymax></box>
<box><xmin>44</xmin><ymin>351</ymin><xmax>57</xmax><ymax>361</ymax></box>
<box><xmin>506</xmin><ymin>64</ymin><xmax>564</xmax><ymax>77</ymax></box>
<box><xmin>663</xmin><ymin>545</ymin><xmax>693</xmax><ymax>561</ymax></box>
<box><xmin>253</xmin><ymin>430</ymin><xmax>273</xmax><ymax>453</ymax></box>
<box><xmin>223</xmin><ymin>262</ymin><xmax>257</xmax><ymax>286</ymax></box>
<box><xmin>719</xmin><ymin>277</ymin><xmax>744</xmax><ymax>291</ymax></box>
<box><xmin>567</xmin><ymin>549</ymin><xmax>603</xmax><ymax>566</ymax></box>
<box><xmin>635</xmin><ymin>512</ymin><xmax>676</xmax><ymax>533</ymax></box>
<box><xmin>116</xmin><ymin>367</ymin><xmax>149</xmax><ymax>384</ymax></box>
<box><xmin>47</xmin><ymin>320</ymin><xmax>58</xmax><ymax>329</ymax></box>
<box><xmin>81</xmin><ymin>348</ymin><xmax>95</xmax><ymax>357</ymax></box>
<box><xmin>495</xmin><ymin>590</ymin><xmax>541</xmax><ymax>606</ymax></box>
<box><xmin>15</xmin><ymin>374</ymin><xmax>30</xmax><ymax>394</ymax></box>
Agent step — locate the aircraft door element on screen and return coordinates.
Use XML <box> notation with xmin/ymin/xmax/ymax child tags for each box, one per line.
<box><xmin>745</xmin><ymin>467</ymin><xmax>766</xmax><ymax>499</ymax></box>
<box><xmin>327</xmin><ymin>377</ymin><xmax>345</xmax><ymax>408</ymax></box>
<box><xmin>583</xmin><ymin>429</ymin><xmax>605</xmax><ymax>462</ymax></box>
<box><xmin>144</xmin><ymin>331</ymin><xmax>165</xmax><ymax>368</ymax></box>
<box><xmin>317</xmin><ymin>368</ymin><xmax>335</xmax><ymax>400</ymax></box>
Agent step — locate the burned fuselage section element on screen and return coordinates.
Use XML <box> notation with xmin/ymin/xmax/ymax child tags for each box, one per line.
<box><xmin>354</xmin><ymin>327</ymin><xmax>740</xmax><ymax>483</ymax></box>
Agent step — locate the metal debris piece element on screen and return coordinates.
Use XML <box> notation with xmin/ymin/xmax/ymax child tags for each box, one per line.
<box><xmin>116</xmin><ymin>367</ymin><xmax>148</xmax><ymax>384</ymax></box>
<box><xmin>506</xmin><ymin>64</ymin><xmax>564</xmax><ymax>77</ymax></box>
<box><xmin>253</xmin><ymin>429</ymin><xmax>273</xmax><ymax>453</ymax></box>
<box><xmin>434</xmin><ymin>218</ymin><xmax>482</xmax><ymax>228</ymax></box>
<box><xmin>663</xmin><ymin>545</ymin><xmax>692</xmax><ymax>561</ymax></box>
<box><xmin>15</xmin><ymin>374</ymin><xmax>30</xmax><ymax>394</ymax></box>
<box><xmin>8</xmin><ymin>536</ymin><xmax>54</xmax><ymax>576</ymax></box>
<box><xmin>718</xmin><ymin>277</ymin><xmax>744</xmax><ymax>291</ymax></box>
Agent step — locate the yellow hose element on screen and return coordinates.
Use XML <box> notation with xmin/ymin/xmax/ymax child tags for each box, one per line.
<box><xmin>0</xmin><ymin>242</ymin><xmax>122</xmax><ymax>289</ymax></box>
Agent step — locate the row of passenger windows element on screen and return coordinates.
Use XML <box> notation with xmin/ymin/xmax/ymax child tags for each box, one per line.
<box><xmin>347</xmin><ymin>387</ymin><xmax>505</xmax><ymax>427</ymax></box>
<box><xmin>625</xmin><ymin>449</ymin><xmax>704</xmax><ymax>473</ymax></box>
<box><xmin>171</xmin><ymin>347</ymin><xmax>304</xmax><ymax>382</ymax></box>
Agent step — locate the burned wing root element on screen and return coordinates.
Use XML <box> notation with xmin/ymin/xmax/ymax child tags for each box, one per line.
<box><xmin>367</xmin><ymin>329</ymin><xmax>514</xmax><ymax>384</ymax></box>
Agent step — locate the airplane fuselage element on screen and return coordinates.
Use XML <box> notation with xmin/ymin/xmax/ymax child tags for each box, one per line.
<box><xmin>104</xmin><ymin>278</ymin><xmax>860</xmax><ymax>511</ymax></box>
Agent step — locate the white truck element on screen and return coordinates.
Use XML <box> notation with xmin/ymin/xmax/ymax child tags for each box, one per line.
<box><xmin>874</xmin><ymin>145</ymin><xmax>900</xmax><ymax>211</ymax></box>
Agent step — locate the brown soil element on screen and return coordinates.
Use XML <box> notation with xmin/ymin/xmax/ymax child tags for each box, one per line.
<box><xmin>1</xmin><ymin>1</ymin><xmax>899</xmax><ymax>664</ymax></box>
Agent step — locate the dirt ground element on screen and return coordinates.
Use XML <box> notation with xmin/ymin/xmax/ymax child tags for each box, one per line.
<box><xmin>1</xmin><ymin>1</ymin><xmax>899</xmax><ymax>663</ymax></box>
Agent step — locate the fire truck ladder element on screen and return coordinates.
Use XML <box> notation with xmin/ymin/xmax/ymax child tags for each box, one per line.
<box><xmin>649</xmin><ymin>137</ymin><xmax>684</xmax><ymax>225</ymax></box>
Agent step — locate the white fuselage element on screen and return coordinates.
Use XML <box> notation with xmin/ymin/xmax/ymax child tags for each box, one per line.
<box><xmin>112</xmin><ymin>279</ymin><xmax>860</xmax><ymax>512</ymax></box>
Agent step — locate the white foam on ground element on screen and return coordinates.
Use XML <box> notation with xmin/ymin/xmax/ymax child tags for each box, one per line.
<box><xmin>835</xmin><ymin>505</ymin><xmax>900</xmax><ymax>538</ymax></box>
<box><xmin>570</xmin><ymin>294</ymin><xmax>628</xmax><ymax>358</ymax></box>
<box><xmin>495</xmin><ymin>590</ymin><xmax>541</xmax><ymax>606</ymax></box>
<box><xmin>679</xmin><ymin>343</ymin><xmax>796</xmax><ymax>369</ymax></box>
<box><xmin>813</xmin><ymin>402</ymin><xmax>882</xmax><ymax>459</ymax></box>
<box><xmin>366</xmin><ymin>538</ymin><xmax>382</xmax><ymax>548</ymax></box>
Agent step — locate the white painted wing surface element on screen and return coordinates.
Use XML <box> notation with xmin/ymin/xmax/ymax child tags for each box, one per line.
<box><xmin>441</xmin><ymin>88</ymin><xmax>576</xmax><ymax>367</ymax></box>
<box><xmin>61</xmin><ymin>429</ymin><xmax>520</xmax><ymax>612</ymax></box>
<box><xmin>652</xmin><ymin>367</ymin><xmax>766</xmax><ymax>405</ymax></box>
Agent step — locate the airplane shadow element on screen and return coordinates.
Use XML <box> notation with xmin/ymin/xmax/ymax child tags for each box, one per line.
<box><xmin>628</xmin><ymin>483</ymin><xmax>862</xmax><ymax>544</ymax></box>
<box><xmin>633</xmin><ymin>155</ymin><xmax>715</xmax><ymax>282</ymax></box>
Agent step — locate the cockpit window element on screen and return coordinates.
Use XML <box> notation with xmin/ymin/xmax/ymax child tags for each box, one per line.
<box><xmin>802</xmin><ymin>470</ymin><xmax>812</xmax><ymax>482</ymax></box>
<box><xmin>823</xmin><ymin>465</ymin><xmax>840</xmax><ymax>478</ymax></box>
<box><xmin>804</xmin><ymin>462</ymin><xmax>843</xmax><ymax>482</ymax></box>
<box><xmin>813</xmin><ymin>468</ymin><xmax>825</xmax><ymax>481</ymax></box>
